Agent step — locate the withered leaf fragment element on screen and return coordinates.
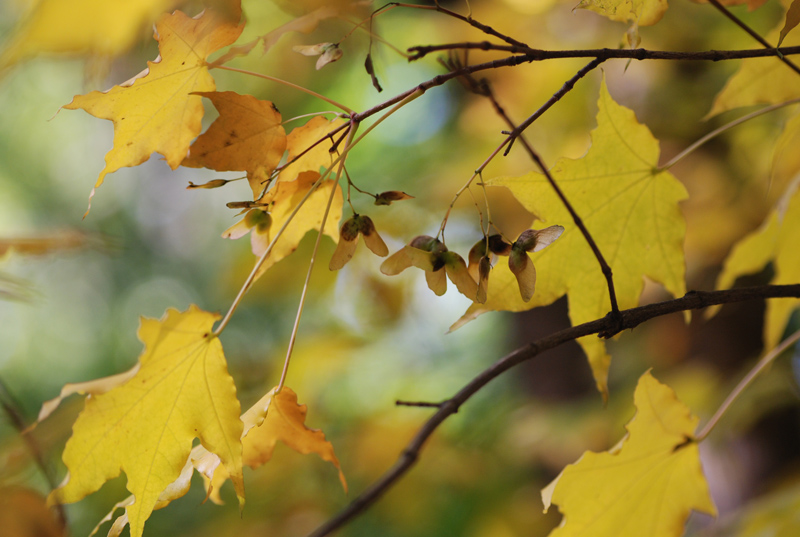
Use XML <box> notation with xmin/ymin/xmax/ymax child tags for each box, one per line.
<box><xmin>381</xmin><ymin>236</ymin><xmax>478</xmax><ymax>299</ymax></box>
<box><xmin>329</xmin><ymin>214</ymin><xmax>388</xmax><ymax>270</ymax></box>
<box><xmin>375</xmin><ymin>190</ymin><xmax>414</xmax><ymax>206</ymax></box>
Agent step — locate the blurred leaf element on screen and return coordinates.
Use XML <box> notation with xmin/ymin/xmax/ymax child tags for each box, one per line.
<box><xmin>0</xmin><ymin>487</ymin><xmax>64</xmax><ymax>537</ymax></box>
<box><xmin>715</xmin><ymin>185</ymin><xmax>800</xmax><ymax>348</ymax></box>
<box><xmin>779</xmin><ymin>0</ymin><xmax>800</xmax><ymax>46</ymax></box>
<box><xmin>576</xmin><ymin>0</ymin><xmax>667</xmax><ymax>26</ymax></box>
<box><xmin>0</xmin><ymin>0</ymin><xmax>177</xmax><ymax>72</ymax></box>
<box><xmin>542</xmin><ymin>371</ymin><xmax>716</xmax><ymax>537</ymax></box>
<box><xmin>49</xmin><ymin>306</ymin><xmax>243</xmax><ymax>537</ymax></box>
<box><xmin>462</xmin><ymin>77</ymin><xmax>687</xmax><ymax>398</ymax></box>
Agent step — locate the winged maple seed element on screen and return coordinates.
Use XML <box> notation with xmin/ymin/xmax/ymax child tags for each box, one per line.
<box><xmin>222</xmin><ymin>208</ymin><xmax>272</xmax><ymax>241</ymax></box>
<box><xmin>292</xmin><ymin>42</ymin><xmax>343</xmax><ymax>70</ymax></box>
<box><xmin>329</xmin><ymin>214</ymin><xmax>389</xmax><ymax>270</ymax></box>
<box><xmin>374</xmin><ymin>190</ymin><xmax>414</xmax><ymax>206</ymax></box>
<box><xmin>509</xmin><ymin>226</ymin><xmax>564</xmax><ymax>302</ymax></box>
<box><xmin>381</xmin><ymin>235</ymin><xmax>478</xmax><ymax>300</ymax></box>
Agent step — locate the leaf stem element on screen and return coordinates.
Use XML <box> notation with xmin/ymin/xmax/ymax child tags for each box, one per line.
<box><xmin>696</xmin><ymin>328</ymin><xmax>800</xmax><ymax>442</ymax></box>
<box><xmin>211</xmin><ymin>65</ymin><xmax>354</xmax><ymax>114</ymax></box>
<box><xmin>277</xmin><ymin>124</ymin><xmax>358</xmax><ymax>393</ymax></box>
<box><xmin>659</xmin><ymin>97</ymin><xmax>800</xmax><ymax>171</ymax></box>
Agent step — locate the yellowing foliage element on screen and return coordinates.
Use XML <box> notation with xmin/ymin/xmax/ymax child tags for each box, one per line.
<box><xmin>715</xmin><ymin>185</ymin><xmax>800</xmax><ymax>348</ymax></box>
<box><xmin>283</xmin><ymin>116</ymin><xmax>347</xmax><ymax>180</ymax></box>
<box><xmin>542</xmin><ymin>371</ymin><xmax>716</xmax><ymax>537</ymax></box>
<box><xmin>62</xmin><ymin>9</ymin><xmax>243</xmax><ymax>208</ymax></box>
<box><xmin>49</xmin><ymin>306</ymin><xmax>243</xmax><ymax>537</ymax></box>
<box><xmin>463</xmin><ymin>78</ymin><xmax>687</xmax><ymax>397</ymax></box>
<box><xmin>576</xmin><ymin>0</ymin><xmax>668</xmax><ymax>26</ymax></box>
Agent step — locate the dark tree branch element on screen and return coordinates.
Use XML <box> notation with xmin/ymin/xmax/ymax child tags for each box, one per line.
<box><xmin>705</xmin><ymin>0</ymin><xmax>800</xmax><ymax>76</ymax></box>
<box><xmin>307</xmin><ymin>284</ymin><xmax>800</xmax><ymax>537</ymax></box>
<box><xmin>408</xmin><ymin>43</ymin><xmax>800</xmax><ymax>62</ymax></box>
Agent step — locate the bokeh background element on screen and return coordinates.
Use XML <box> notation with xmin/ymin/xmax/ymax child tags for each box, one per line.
<box><xmin>1</xmin><ymin>0</ymin><xmax>799</xmax><ymax>536</ymax></box>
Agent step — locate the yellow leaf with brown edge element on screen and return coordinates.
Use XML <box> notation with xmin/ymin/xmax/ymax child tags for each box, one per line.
<box><xmin>541</xmin><ymin>371</ymin><xmax>716</xmax><ymax>537</ymax></box>
<box><xmin>708</xmin><ymin>25</ymin><xmax>800</xmax><ymax>117</ymax></box>
<box><xmin>457</xmin><ymin>77</ymin><xmax>687</xmax><ymax>399</ymax></box>
<box><xmin>0</xmin><ymin>0</ymin><xmax>177</xmax><ymax>72</ymax></box>
<box><xmin>183</xmin><ymin>91</ymin><xmax>287</xmax><ymax>199</ymax></box>
<box><xmin>196</xmin><ymin>386</ymin><xmax>346</xmax><ymax>505</ymax></box>
<box><xmin>48</xmin><ymin>306</ymin><xmax>243</xmax><ymax>537</ymax></box>
<box><xmin>245</xmin><ymin>171</ymin><xmax>342</xmax><ymax>280</ymax></box>
<box><xmin>714</xmin><ymin>184</ymin><xmax>800</xmax><ymax>348</ymax></box>
<box><xmin>62</xmin><ymin>9</ymin><xmax>243</xmax><ymax>210</ymax></box>
<box><xmin>281</xmin><ymin>116</ymin><xmax>347</xmax><ymax>181</ymax></box>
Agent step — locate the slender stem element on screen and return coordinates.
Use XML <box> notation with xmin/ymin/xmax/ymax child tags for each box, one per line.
<box><xmin>212</xmin><ymin>65</ymin><xmax>354</xmax><ymax>114</ymax></box>
<box><xmin>696</xmin><ymin>328</ymin><xmax>800</xmax><ymax>442</ymax></box>
<box><xmin>706</xmin><ymin>0</ymin><xmax>800</xmax><ymax>76</ymax></box>
<box><xmin>0</xmin><ymin>378</ymin><xmax>67</xmax><ymax>530</ymax></box>
<box><xmin>277</xmin><ymin>125</ymin><xmax>357</xmax><ymax>392</ymax></box>
<box><xmin>659</xmin><ymin>97</ymin><xmax>800</xmax><ymax>171</ymax></box>
<box><xmin>281</xmin><ymin>111</ymin><xmax>342</xmax><ymax>126</ymax></box>
<box><xmin>307</xmin><ymin>284</ymin><xmax>800</xmax><ymax>537</ymax></box>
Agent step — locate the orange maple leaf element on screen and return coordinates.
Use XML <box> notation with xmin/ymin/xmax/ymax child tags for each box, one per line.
<box><xmin>183</xmin><ymin>91</ymin><xmax>287</xmax><ymax>198</ymax></box>
<box><xmin>63</xmin><ymin>8</ymin><xmax>243</xmax><ymax>210</ymax></box>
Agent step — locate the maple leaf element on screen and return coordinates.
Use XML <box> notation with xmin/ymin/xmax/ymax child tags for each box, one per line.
<box><xmin>62</xmin><ymin>9</ymin><xmax>243</xmax><ymax>210</ymax></box>
<box><xmin>708</xmin><ymin>25</ymin><xmax>800</xmax><ymax>117</ymax></box>
<box><xmin>194</xmin><ymin>386</ymin><xmax>346</xmax><ymax>504</ymax></box>
<box><xmin>222</xmin><ymin>171</ymin><xmax>343</xmax><ymax>279</ymax></box>
<box><xmin>282</xmin><ymin>116</ymin><xmax>347</xmax><ymax>182</ymax></box>
<box><xmin>183</xmin><ymin>91</ymin><xmax>287</xmax><ymax>199</ymax></box>
<box><xmin>0</xmin><ymin>0</ymin><xmax>176</xmax><ymax>71</ymax></box>
<box><xmin>456</xmin><ymin>78</ymin><xmax>687</xmax><ymax>398</ymax></box>
<box><xmin>541</xmin><ymin>371</ymin><xmax>716</xmax><ymax>537</ymax></box>
<box><xmin>48</xmin><ymin>306</ymin><xmax>243</xmax><ymax>537</ymax></box>
<box><xmin>714</xmin><ymin>185</ymin><xmax>800</xmax><ymax>348</ymax></box>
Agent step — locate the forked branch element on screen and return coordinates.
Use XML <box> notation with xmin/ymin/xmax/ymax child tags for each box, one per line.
<box><xmin>307</xmin><ymin>284</ymin><xmax>800</xmax><ymax>537</ymax></box>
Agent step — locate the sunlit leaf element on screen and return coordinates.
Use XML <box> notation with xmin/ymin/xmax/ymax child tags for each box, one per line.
<box><xmin>457</xmin><ymin>77</ymin><xmax>687</xmax><ymax>398</ymax></box>
<box><xmin>542</xmin><ymin>371</ymin><xmax>716</xmax><ymax>537</ymax></box>
<box><xmin>283</xmin><ymin>116</ymin><xmax>347</xmax><ymax>181</ymax></box>
<box><xmin>779</xmin><ymin>0</ymin><xmax>800</xmax><ymax>46</ymax></box>
<box><xmin>49</xmin><ymin>306</ymin><xmax>243</xmax><ymax>537</ymax></box>
<box><xmin>62</xmin><ymin>9</ymin><xmax>243</xmax><ymax>208</ymax></box>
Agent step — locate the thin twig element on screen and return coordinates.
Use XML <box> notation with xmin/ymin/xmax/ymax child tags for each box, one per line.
<box><xmin>408</xmin><ymin>43</ymin><xmax>800</xmax><ymax>62</ymax></box>
<box><xmin>307</xmin><ymin>284</ymin><xmax>800</xmax><ymax>537</ymax></box>
<box><xmin>696</xmin><ymin>328</ymin><xmax>800</xmax><ymax>441</ymax></box>
<box><xmin>474</xmin><ymin>61</ymin><xmax>620</xmax><ymax>319</ymax></box>
<box><xmin>706</xmin><ymin>0</ymin><xmax>800</xmax><ymax>76</ymax></box>
<box><xmin>0</xmin><ymin>378</ymin><xmax>67</xmax><ymax>530</ymax></box>
<box><xmin>396</xmin><ymin>400</ymin><xmax>448</xmax><ymax>409</ymax></box>
<box><xmin>660</xmin><ymin>97</ymin><xmax>800</xmax><ymax>171</ymax></box>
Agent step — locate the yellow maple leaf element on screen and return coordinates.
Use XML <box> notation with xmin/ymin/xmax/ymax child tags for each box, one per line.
<box><xmin>0</xmin><ymin>0</ymin><xmax>176</xmax><ymax>71</ymax></box>
<box><xmin>714</xmin><ymin>185</ymin><xmax>800</xmax><ymax>348</ymax></box>
<box><xmin>183</xmin><ymin>91</ymin><xmax>287</xmax><ymax>199</ymax></box>
<box><xmin>282</xmin><ymin>116</ymin><xmax>347</xmax><ymax>181</ymax></box>
<box><xmin>541</xmin><ymin>371</ymin><xmax>716</xmax><ymax>537</ymax></box>
<box><xmin>197</xmin><ymin>386</ymin><xmax>346</xmax><ymax>504</ymax></box>
<box><xmin>223</xmin><ymin>171</ymin><xmax>342</xmax><ymax>279</ymax></box>
<box><xmin>62</xmin><ymin>9</ymin><xmax>243</xmax><ymax>206</ymax></box>
<box><xmin>48</xmin><ymin>306</ymin><xmax>243</xmax><ymax>537</ymax></box>
<box><xmin>708</xmin><ymin>25</ymin><xmax>800</xmax><ymax>117</ymax></box>
<box><xmin>459</xmin><ymin>77</ymin><xmax>687</xmax><ymax>398</ymax></box>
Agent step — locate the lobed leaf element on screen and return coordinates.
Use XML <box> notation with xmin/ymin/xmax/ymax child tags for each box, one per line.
<box><xmin>542</xmin><ymin>371</ymin><xmax>716</xmax><ymax>537</ymax></box>
<box><xmin>49</xmin><ymin>306</ymin><xmax>243</xmax><ymax>537</ymax></box>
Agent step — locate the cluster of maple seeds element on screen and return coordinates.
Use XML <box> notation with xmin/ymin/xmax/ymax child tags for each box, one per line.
<box><xmin>329</xmin><ymin>211</ymin><xmax>565</xmax><ymax>305</ymax></box>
